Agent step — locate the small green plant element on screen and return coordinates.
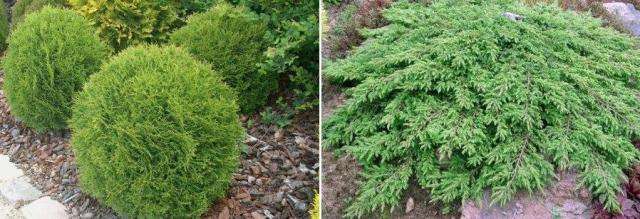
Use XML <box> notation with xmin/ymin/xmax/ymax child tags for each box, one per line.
<box><xmin>70</xmin><ymin>45</ymin><xmax>243</xmax><ymax>217</ymax></box>
<box><xmin>69</xmin><ymin>0</ymin><xmax>181</xmax><ymax>51</ymax></box>
<box><xmin>235</xmin><ymin>0</ymin><xmax>319</xmax><ymax>113</ymax></box>
<box><xmin>11</xmin><ymin>0</ymin><xmax>66</xmax><ymax>25</ymax></box>
<box><xmin>325</xmin><ymin>1</ymin><xmax>640</xmax><ymax>217</ymax></box>
<box><xmin>3</xmin><ymin>6</ymin><xmax>109</xmax><ymax>132</ymax></box>
<box><xmin>171</xmin><ymin>3</ymin><xmax>277</xmax><ymax>113</ymax></box>
<box><xmin>260</xmin><ymin>103</ymin><xmax>293</xmax><ymax>129</ymax></box>
<box><xmin>0</xmin><ymin>0</ymin><xmax>9</xmax><ymax>51</ymax></box>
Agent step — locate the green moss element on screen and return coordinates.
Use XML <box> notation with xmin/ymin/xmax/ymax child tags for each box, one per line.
<box><xmin>170</xmin><ymin>3</ymin><xmax>276</xmax><ymax>113</ymax></box>
<box><xmin>3</xmin><ymin>6</ymin><xmax>110</xmax><ymax>132</ymax></box>
<box><xmin>325</xmin><ymin>1</ymin><xmax>640</xmax><ymax>217</ymax></box>
<box><xmin>70</xmin><ymin>45</ymin><xmax>244</xmax><ymax>217</ymax></box>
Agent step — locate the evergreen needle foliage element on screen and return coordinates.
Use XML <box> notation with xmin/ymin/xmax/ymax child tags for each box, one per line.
<box><xmin>3</xmin><ymin>6</ymin><xmax>109</xmax><ymax>132</ymax></box>
<box><xmin>69</xmin><ymin>0</ymin><xmax>181</xmax><ymax>51</ymax></box>
<box><xmin>171</xmin><ymin>3</ymin><xmax>276</xmax><ymax>113</ymax></box>
<box><xmin>70</xmin><ymin>45</ymin><xmax>244</xmax><ymax>217</ymax></box>
<box><xmin>324</xmin><ymin>0</ymin><xmax>640</xmax><ymax>217</ymax></box>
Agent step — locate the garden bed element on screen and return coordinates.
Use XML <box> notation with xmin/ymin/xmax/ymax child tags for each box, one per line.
<box><xmin>0</xmin><ymin>70</ymin><xmax>319</xmax><ymax>218</ymax></box>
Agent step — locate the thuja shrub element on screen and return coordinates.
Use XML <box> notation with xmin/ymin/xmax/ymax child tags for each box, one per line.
<box><xmin>324</xmin><ymin>0</ymin><xmax>640</xmax><ymax>217</ymax></box>
<box><xmin>3</xmin><ymin>7</ymin><xmax>109</xmax><ymax>132</ymax></box>
<box><xmin>171</xmin><ymin>3</ymin><xmax>276</xmax><ymax>113</ymax></box>
<box><xmin>70</xmin><ymin>45</ymin><xmax>244</xmax><ymax>217</ymax></box>
<box><xmin>12</xmin><ymin>0</ymin><xmax>66</xmax><ymax>25</ymax></box>
<box><xmin>69</xmin><ymin>0</ymin><xmax>181</xmax><ymax>51</ymax></box>
<box><xmin>0</xmin><ymin>0</ymin><xmax>9</xmax><ymax>51</ymax></box>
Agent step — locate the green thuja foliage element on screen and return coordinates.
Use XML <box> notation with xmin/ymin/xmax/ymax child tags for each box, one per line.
<box><xmin>0</xmin><ymin>0</ymin><xmax>9</xmax><ymax>51</ymax></box>
<box><xmin>324</xmin><ymin>1</ymin><xmax>640</xmax><ymax>217</ymax></box>
<box><xmin>70</xmin><ymin>45</ymin><xmax>244</xmax><ymax>217</ymax></box>
<box><xmin>171</xmin><ymin>3</ymin><xmax>276</xmax><ymax>113</ymax></box>
<box><xmin>3</xmin><ymin>7</ymin><xmax>109</xmax><ymax>132</ymax></box>
<box><xmin>11</xmin><ymin>0</ymin><xmax>66</xmax><ymax>25</ymax></box>
<box><xmin>69</xmin><ymin>0</ymin><xmax>181</xmax><ymax>51</ymax></box>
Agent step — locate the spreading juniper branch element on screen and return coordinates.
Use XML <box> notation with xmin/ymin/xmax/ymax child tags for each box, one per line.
<box><xmin>324</xmin><ymin>0</ymin><xmax>640</xmax><ymax>217</ymax></box>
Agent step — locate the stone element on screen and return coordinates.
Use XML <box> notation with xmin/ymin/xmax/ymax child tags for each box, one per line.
<box><xmin>20</xmin><ymin>196</ymin><xmax>68</xmax><ymax>219</ymax></box>
<box><xmin>0</xmin><ymin>177</ymin><xmax>42</xmax><ymax>205</ymax></box>
<box><xmin>405</xmin><ymin>197</ymin><xmax>414</xmax><ymax>213</ymax></box>
<box><xmin>460</xmin><ymin>171</ymin><xmax>592</xmax><ymax>218</ymax></box>
<box><xmin>0</xmin><ymin>155</ymin><xmax>23</xmax><ymax>182</ymax></box>
<box><xmin>10</xmin><ymin>129</ymin><xmax>19</xmax><ymax>139</ymax></box>
<box><xmin>251</xmin><ymin>211</ymin><xmax>266</xmax><ymax>219</ymax></box>
<box><xmin>603</xmin><ymin>2</ymin><xmax>640</xmax><ymax>36</ymax></box>
<box><xmin>562</xmin><ymin>199</ymin><xmax>587</xmax><ymax>215</ymax></box>
<box><xmin>502</xmin><ymin>12</ymin><xmax>524</xmax><ymax>21</ymax></box>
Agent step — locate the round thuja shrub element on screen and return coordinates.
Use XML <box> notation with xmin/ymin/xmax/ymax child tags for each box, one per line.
<box><xmin>12</xmin><ymin>0</ymin><xmax>66</xmax><ymax>25</ymax></box>
<box><xmin>171</xmin><ymin>3</ymin><xmax>277</xmax><ymax>113</ymax></box>
<box><xmin>324</xmin><ymin>1</ymin><xmax>640</xmax><ymax>217</ymax></box>
<box><xmin>3</xmin><ymin>7</ymin><xmax>110</xmax><ymax>132</ymax></box>
<box><xmin>69</xmin><ymin>0</ymin><xmax>181</xmax><ymax>51</ymax></box>
<box><xmin>70</xmin><ymin>45</ymin><xmax>244</xmax><ymax>217</ymax></box>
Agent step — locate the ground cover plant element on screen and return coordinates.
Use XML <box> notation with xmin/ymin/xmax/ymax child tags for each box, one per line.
<box><xmin>2</xmin><ymin>6</ymin><xmax>109</xmax><ymax>132</ymax></box>
<box><xmin>323</xmin><ymin>0</ymin><xmax>640</xmax><ymax>217</ymax></box>
<box><xmin>11</xmin><ymin>0</ymin><xmax>66</xmax><ymax>25</ymax></box>
<box><xmin>171</xmin><ymin>2</ymin><xmax>275</xmax><ymax>114</ymax></box>
<box><xmin>69</xmin><ymin>45</ymin><xmax>244</xmax><ymax>217</ymax></box>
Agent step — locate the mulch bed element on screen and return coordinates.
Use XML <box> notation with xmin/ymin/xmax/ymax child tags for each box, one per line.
<box><xmin>0</xmin><ymin>70</ymin><xmax>319</xmax><ymax>218</ymax></box>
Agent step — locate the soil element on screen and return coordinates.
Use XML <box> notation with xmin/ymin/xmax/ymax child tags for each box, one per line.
<box><xmin>0</xmin><ymin>66</ymin><xmax>320</xmax><ymax>218</ymax></box>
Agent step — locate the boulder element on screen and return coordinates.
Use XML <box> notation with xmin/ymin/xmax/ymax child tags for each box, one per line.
<box><xmin>461</xmin><ymin>171</ymin><xmax>592</xmax><ymax>219</ymax></box>
<box><xmin>603</xmin><ymin>2</ymin><xmax>640</xmax><ymax>36</ymax></box>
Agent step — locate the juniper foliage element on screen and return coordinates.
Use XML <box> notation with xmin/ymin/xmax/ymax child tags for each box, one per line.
<box><xmin>324</xmin><ymin>1</ymin><xmax>640</xmax><ymax>217</ymax></box>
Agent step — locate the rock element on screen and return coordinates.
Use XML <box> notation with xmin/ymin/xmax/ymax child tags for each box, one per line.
<box><xmin>0</xmin><ymin>155</ymin><xmax>24</xmax><ymax>182</ymax></box>
<box><xmin>80</xmin><ymin>212</ymin><xmax>94</xmax><ymax>219</ymax></box>
<box><xmin>10</xmin><ymin>129</ymin><xmax>19</xmax><ymax>139</ymax></box>
<box><xmin>284</xmin><ymin>179</ymin><xmax>303</xmax><ymax>190</ymax></box>
<box><xmin>502</xmin><ymin>12</ymin><xmax>524</xmax><ymax>21</ymax></box>
<box><xmin>562</xmin><ymin>199</ymin><xmax>587</xmax><ymax>215</ymax></box>
<box><xmin>405</xmin><ymin>197</ymin><xmax>414</xmax><ymax>213</ymax></box>
<box><xmin>248</xmin><ymin>176</ymin><xmax>256</xmax><ymax>184</ymax></box>
<box><xmin>286</xmin><ymin>194</ymin><xmax>306</xmax><ymax>211</ymax></box>
<box><xmin>218</xmin><ymin>207</ymin><xmax>230</xmax><ymax>219</ymax></box>
<box><xmin>460</xmin><ymin>171</ymin><xmax>592</xmax><ymax>218</ymax></box>
<box><xmin>20</xmin><ymin>196</ymin><xmax>68</xmax><ymax>219</ymax></box>
<box><xmin>603</xmin><ymin>2</ymin><xmax>640</xmax><ymax>36</ymax></box>
<box><xmin>0</xmin><ymin>177</ymin><xmax>42</xmax><ymax>205</ymax></box>
<box><xmin>251</xmin><ymin>211</ymin><xmax>266</xmax><ymax>219</ymax></box>
<box><xmin>263</xmin><ymin>209</ymin><xmax>275</xmax><ymax>219</ymax></box>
